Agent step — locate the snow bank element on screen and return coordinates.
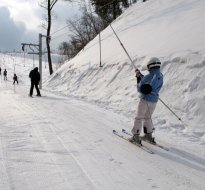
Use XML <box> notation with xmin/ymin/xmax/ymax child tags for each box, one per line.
<box><xmin>44</xmin><ymin>0</ymin><xmax>205</xmax><ymax>142</ymax></box>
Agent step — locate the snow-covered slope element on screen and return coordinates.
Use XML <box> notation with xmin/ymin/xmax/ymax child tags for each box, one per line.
<box><xmin>0</xmin><ymin>0</ymin><xmax>205</xmax><ymax>189</ymax></box>
<box><xmin>0</xmin><ymin>81</ymin><xmax>204</xmax><ymax>190</ymax></box>
<box><xmin>45</xmin><ymin>0</ymin><xmax>205</xmax><ymax>144</ymax></box>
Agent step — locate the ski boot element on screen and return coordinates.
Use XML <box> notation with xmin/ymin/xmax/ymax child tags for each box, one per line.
<box><xmin>129</xmin><ymin>134</ymin><xmax>142</xmax><ymax>145</ymax></box>
<box><xmin>141</xmin><ymin>133</ymin><xmax>156</xmax><ymax>144</ymax></box>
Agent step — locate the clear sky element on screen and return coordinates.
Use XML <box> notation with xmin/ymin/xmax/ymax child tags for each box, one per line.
<box><xmin>0</xmin><ymin>0</ymin><xmax>82</xmax><ymax>52</ymax></box>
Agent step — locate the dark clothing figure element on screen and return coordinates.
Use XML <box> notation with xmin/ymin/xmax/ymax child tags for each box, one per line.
<box><xmin>3</xmin><ymin>69</ymin><xmax>7</xmax><ymax>80</ymax></box>
<box><xmin>13</xmin><ymin>74</ymin><xmax>18</xmax><ymax>84</ymax></box>
<box><xmin>29</xmin><ymin>67</ymin><xmax>41</xmax><ymax>97</ymax></box>
<box><xmin>0</xmin><ymin>67</ymin><xmax>1</xmax><ymax>75</ymax></box>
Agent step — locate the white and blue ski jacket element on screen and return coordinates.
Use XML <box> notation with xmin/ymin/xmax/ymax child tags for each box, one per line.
<box><xmin>137</xmin><ymin>68</ymin><xmax>163</xmax><ymax>103</ymax></box>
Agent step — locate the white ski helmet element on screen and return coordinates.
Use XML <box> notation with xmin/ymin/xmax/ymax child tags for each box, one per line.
<box><xmin>147</xmin><ymin>57</ymin><xmax>161</xmax><ymax>71</ymax></box>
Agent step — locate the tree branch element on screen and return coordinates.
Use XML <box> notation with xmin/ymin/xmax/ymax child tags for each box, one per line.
<box><xmin>51</xmin><ymin>0</ymin><xmax>58</xmax><ymax>10</ymax></box>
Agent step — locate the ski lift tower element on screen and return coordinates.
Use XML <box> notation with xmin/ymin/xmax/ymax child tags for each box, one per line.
<box><xmin>21</xmin><ymin>33</ymin><xmax>50</xmax><ymax>89</ymax></box>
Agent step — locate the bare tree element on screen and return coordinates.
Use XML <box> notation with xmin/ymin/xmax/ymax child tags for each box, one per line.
<box><xmin>58</xmin><ymin>2</ymin><xmax>106</xmax><ymax>60</ymax></box>
<box><xmin>39</xmin><ymin>0</ymin><xmax>72</xmax><ymax>75</ymax></box>
<box><xmin>39</xmin><ymin>0</ymin><xmax>59</xmax><ymax>75</ymax></box>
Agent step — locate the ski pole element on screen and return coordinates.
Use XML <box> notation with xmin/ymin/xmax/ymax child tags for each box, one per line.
<box><xmin>109</xmin><ymin>24</ymin><xmax>137</xmax><ymax>70</ymax></box>
<box><xmin>110</xmin><ymin>24</ymin><xmax>183</xmax><ymax>122</ymax></box>
<box><xmin>159</xmin><ymin>97</ymin><xmax>182</xmax><ymax>121</ymax></box>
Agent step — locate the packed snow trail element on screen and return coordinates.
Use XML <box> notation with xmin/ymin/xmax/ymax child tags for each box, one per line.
<box><xmin>0</xmin><ymin>81</ymin><xmax>205</xmax><ymax>190</ymax></box>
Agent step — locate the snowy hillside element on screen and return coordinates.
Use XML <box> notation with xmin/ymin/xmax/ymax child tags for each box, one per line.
<box><xmin>45</xmin><ymin>0</ymin><xmax>205</xmax><ymax>144</ymax></box>
<box><xmin>0</xmin><ymin>0</ymin><xmax>205</xmax><ymax>189</ymax></box>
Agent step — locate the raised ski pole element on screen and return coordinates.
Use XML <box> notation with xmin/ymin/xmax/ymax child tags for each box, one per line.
<box><xmin>110</xmin><ymin>23</ymin><xmax>183</xmax><ymax>122</ymax></box>
<box><xmin>109</xmin><ymin>24</ymin><xmax>137</xmax><ymax>70</ymax></box>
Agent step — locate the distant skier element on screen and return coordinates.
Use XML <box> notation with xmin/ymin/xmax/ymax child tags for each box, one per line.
<box><xmin>29</xmin><ymin>67</ymin><xmax>41</xmax><ymax>97</ymax></box>
<box><xmin>130</xmin><ymin>57</ymin><xmax>163</xmax><ymax>145</ymax></box>
<box><xmin>3</xmin><ymin>69</ymin><xmax>7</xmax><ymax>80</ymax></box>
<box><xmin>0</xmin><ymin>67</ymin><xmax>1</xmax><ymax>75</ymax></box>
<box><xmin>13</xmin><ymin>73</ymin><xmax>18</xmax><ymax>84</ymax></box>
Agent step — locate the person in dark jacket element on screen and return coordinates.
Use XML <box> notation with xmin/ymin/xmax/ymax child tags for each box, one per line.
<box><xmin>29</xmin><ymin>67</ymin><xmax>41</xmax><ymax>97</ymax></box>
<box><xmin>13</xmin><ymin>73</ymin><xmax>18</xmax><ymax>84</ymax></box>
<box><xmin>3</xmin><ymin>69</ymin><xmax>7</xmax><ymax>80</ymax></box>
<box><xmin>130</xmin><ymin>57</ymin><xmax>163</xmax><ymax>145</ymax></box>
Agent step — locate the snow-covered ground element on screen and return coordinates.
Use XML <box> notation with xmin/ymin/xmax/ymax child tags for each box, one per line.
<box><xmin>0</xmin><ymin>0</ymin><xmax>205</xmax><ymax>189</ymax></box>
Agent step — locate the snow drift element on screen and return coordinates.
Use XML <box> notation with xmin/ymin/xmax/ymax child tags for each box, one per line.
<box><xmin>44</xmin><ymin>0</ymin><xmax>205</xmax><ymax>143</ymax></box>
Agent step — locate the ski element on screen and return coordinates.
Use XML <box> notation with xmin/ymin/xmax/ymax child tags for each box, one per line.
<box><xmin>122</xmin><ymin>129</ymin><xmax>169</xmax><ymax>151</ymax></box>
<box><xmin>113</xmin><ymin>130</ymin><xmax>154</xmax><ymax>154</ymax></box>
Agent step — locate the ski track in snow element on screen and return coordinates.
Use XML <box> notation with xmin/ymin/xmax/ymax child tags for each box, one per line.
<box><xmin>0</xmin><ymin>80</ymin><xmax>205</xmax><ymax>190</ymax></box>
<box><xmin>22</xmin><ymin>103</ymin><xmax>99</xmax><ymax>190</ymax></box>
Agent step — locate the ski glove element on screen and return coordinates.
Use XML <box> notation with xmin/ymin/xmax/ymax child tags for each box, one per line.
<box><xmin>135</xmin><ymin>69</ymin><xmax>144</xmax><ymax>83</ymax></box>
<box><xmin>135</xmin><ymin>69</ymin><xmax>141</xmax><ymax>77</ymax></box>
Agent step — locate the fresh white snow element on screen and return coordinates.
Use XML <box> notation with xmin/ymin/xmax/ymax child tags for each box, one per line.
<box><xmin>0</xmin><ymin>0</ymin><xmax>205</xmax><ymax>189</ymax></box>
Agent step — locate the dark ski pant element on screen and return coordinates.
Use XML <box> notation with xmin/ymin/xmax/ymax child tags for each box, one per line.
<box><xmin>13</xmin><ymin>80</ymin><xmax>18</xmax><ymax>84</ymax></box>
<box><xmin>30</xmin><ymin>82</ymin><xmax>41</xmax><ymax>96</ymax></box>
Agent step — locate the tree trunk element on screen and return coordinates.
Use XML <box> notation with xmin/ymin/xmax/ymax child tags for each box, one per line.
<box><xmin>47</xmin><ymin>0</ymin><xmax>53</xmax><ymax>75</ymax></box>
